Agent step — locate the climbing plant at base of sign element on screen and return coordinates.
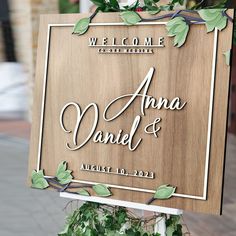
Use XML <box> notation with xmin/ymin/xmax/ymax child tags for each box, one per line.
<box><xmin>58</xmin><ymin>201</ymin><xmax>189</xmax><ymax>236</ymax></box>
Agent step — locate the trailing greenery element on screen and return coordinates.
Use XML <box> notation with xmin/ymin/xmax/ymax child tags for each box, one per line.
<box><xmin>31</xmin><ymin>161</ymin><xmax>112</xmax><ymax>197</ymax></box>
<box><xmin>72</xmin><ymin>1</ymin><xmax>234</xmax><ymax>63</ymax></box>
<box><xmin>31</xmin><ymin>161</ymin><xmax>176</xmax><ymax>203</ymax></box>
<box><xmin>73</xmin><ymin>1</ymin><xmax>232</xmax><ymax>49</ymax></box>
<box><xmin>88</xmin><ymin>0</ymin><xmax>228</xmax><ymax>13</ymax></box>
<box><xmin>58</xmin><ymin>201</ymin><xmax>188</xmax><ymax>236</ymax></box>
<box><xmin>90</xmin><ymin>0</ymin><xmax>185</xmax><ymax>13</ymax></box>
<box><xmin>59</xmin><ymin>0</ymin><xmax>80</xmax><ymax>14</ymax></box>
<box><xmin>60</xmin><ymin>0</ymin><xmax>235</xmax><ymax>46</ymax></box>
<box><xmin>31</xmin><ymin>162</ymin><xmax>178</xmax><ymax>235</ymax></box>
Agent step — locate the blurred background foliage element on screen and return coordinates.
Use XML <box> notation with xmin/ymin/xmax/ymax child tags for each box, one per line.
<box><xmin>58</xmin><ymin>0</ymin><xmax>234</xmax><ymax>14</ymax></box>
<box><xmin>59</xmin><ymin>0</ymin><xmax>80</xmax><ymax>13</ymax></box>
<box><xmin>58</xmin><ymin>0</ymin><xmax>235</xmax><ymax>45</ymax></box>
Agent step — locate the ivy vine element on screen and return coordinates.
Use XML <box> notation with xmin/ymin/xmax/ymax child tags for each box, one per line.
<box><xmin>31</xmin><ymin>161</ymin><xmax>112</xmax><ymax>197</ymax></box>
<box><xmin>73</xmin><ymin>8</ymin><xmax>232</xmax><ymax>48</ymax></box>
<box><xmin>71</xmin><ymin>1</ymin><xmax>233</xmax><ymax>66</ymax></box>
<box><xmin>31</xmin><ymin>161</ymin><xmax>176</xmax><ymax>203</ymax></box>
<box><xmin>58</xmin><ymin>201</ymin><xmax>189</xmax><ymax>236</ymax></box>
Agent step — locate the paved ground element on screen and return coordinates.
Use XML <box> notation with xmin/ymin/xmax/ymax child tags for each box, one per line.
<box><xmin>0</xmin><ymin>132</ymin><xmax>68</xmax><ymax>236</ymax></box>
<box><xmin>0</xmin><ymin>120</ymin><xmax>236</xmax><ymax>236</ymax></box>
<box><xmin>184</xmin><ymin>133</ymin><xmax>236</xmax><ymax>236</ymax></box>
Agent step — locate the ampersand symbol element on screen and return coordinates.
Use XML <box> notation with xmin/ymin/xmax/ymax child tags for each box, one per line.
<box><xmin>144</xmin><ymin>118</ymin><xmax>162</xmax><ymax>138</ymax></box>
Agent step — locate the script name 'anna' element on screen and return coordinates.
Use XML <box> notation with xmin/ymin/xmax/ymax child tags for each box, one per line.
<box><xmin>60</xmin><ymin>67</ymin><xmax>186</xmax><ymax>152</ymax></box>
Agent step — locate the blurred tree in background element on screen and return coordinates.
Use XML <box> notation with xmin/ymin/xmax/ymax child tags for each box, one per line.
<box><xmin>58</xmin><ymin>0</ymin><xmax>233</xmax><ymax>14</ymax></box>
<box><xmin>187</xmin><ymin>0</ymin><xmax>231</xmax><ymax>8</ymax></box>
<box><xmin>59</xmin><ymin>0</ymin><xmax>79</xmax><ymax>13</ymax></box>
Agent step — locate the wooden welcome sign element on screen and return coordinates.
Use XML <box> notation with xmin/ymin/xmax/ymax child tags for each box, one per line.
<box><xmin>28</xmin><ymin>10</ymin><xmax>234</xmax><ymax>214</ymax></box>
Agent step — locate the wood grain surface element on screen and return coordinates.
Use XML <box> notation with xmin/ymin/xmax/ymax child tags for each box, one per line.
<box><xmin>28</xmin><ymin>11</ymin><xmax>234</xmax><ymax>214</ymax></box>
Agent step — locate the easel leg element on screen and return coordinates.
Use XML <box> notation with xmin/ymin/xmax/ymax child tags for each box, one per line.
<box><xmin>154</xmin><ymin>215</ymin><xmax>166</xmax><ymax>236</ymax></box>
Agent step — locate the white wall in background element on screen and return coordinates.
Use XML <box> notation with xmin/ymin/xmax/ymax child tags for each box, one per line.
<box><xmin>0</xmin><ymin>63</ymin><xmax>29</xmax><ymax>119</ymax></box>
<box><xmin>80</xmin><ymin>0</ymin><xmax>93</xmax><ymax>13</ymax></box>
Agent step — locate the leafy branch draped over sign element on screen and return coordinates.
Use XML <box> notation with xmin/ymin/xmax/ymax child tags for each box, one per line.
<box><xmin>88</xmin><ymin>0</ymin><xmax>227</xmax><ymax>13</ymax></box>
<box><xmin>73</xmin><ymin>8</ymin><xmax>232</xmax><ymax>48</ymax></box>
<box><xmin>72</xmin><ymin>0</ymin><xmax>232</xmax><ymax>49</ymax></box>
<box><xmin>31</xmin><ymin>161</ymin><xmax>176</xmax><ymax>203</ymax></box>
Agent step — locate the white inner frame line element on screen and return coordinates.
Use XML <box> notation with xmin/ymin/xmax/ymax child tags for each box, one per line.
<box><xmin>37</xmin><ymin>22</ymin><xmax>219</xmax><ymax>201</ymax></box>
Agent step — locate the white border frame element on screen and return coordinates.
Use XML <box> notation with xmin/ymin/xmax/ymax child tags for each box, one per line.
<box><xmin>37</xmin><ymin>22</ymin><xmax>219</xmax><ymax>201</ymax></box>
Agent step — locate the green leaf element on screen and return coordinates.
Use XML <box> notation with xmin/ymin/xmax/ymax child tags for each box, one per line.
<box><xmin>91</xmin><ymin>0</ymin><xmax>106</xmax><ymax>8</ymax></box>
<box><xmin>120</xmin><ymin>11</ymin><xmax>142</xmax><ymax>25</ymax></box>
<box><xmin>109</xmin><ymin>0</ymin><xmax>120</xmax><ymax>9</ymax></box>
<box><xmin>124</xmin><ymin>0</ymin><xmax>140</xmax><ymax>11</ymax></box>
<box><xmin>32</xmin><ymin>169</ymin><xmax>44</xmax><ymax>181</ymax></box>
<box><xmin>144</xmin><ymin>0</ymin><xmax>160</xmax><ymax>13</ymax></box>
<box><xmin>154</xmin><ymin>185</ymin><xmax>176</xmax><ymax>200</ymax></box>
<box><xmin>93</xmin><ymin>184</ymin><xmax>112</xmax><ymax>197</ymax></box>
<box><xmin>166</xmin><ymin>17</ymin><xmax>189</xmax><ymax>47</ymax></box>
<box><xmin>224</xmin><ymin>50</ymin><xmax>231</xmax><ymax>66</ymax></box>
<box><xmin>78</xmin><ymin>189</ymin><xmax>90</xmax><ymax>196</ymax></box>
<box><xmin>166</xmin><ymin>225</ymin><xmax>175</xmax><ymax>236</ymax></box>
<box><xmin>31</xmin><ymin>170</ymin><xmax>49</xmax><ymax>189</ymax></box>
<box><xmin>73</xmin><ymin>17</ymin><xmax>90</xmax><ymax>35</ymax></box>
<box><xmin>56</xmin><ymin>161</ymin><xmax>67</xmax><ymax>175</ymax></box>
<box><xmin>149</xmin><ymin>8</ymin><xmax>161</xmax><ymax>15</ymax></box>
<box><xmin>198</xmin><ymin>9</ymin><xmax>228</xmax><ymax>32</ymax></box>
<box><xmin>56</xmin><ymin>161</ymin><xmax>73</xmax><ymax>185</ymax></box>
<box><xmin>58</xmin><ymin>224</ymin><xmax>69</xmax><ymax>236</ymax></box>
<box><xmin>160</xmin><ymin>5</ymin><xmax>172</xmax><ymax>11</ymax></box>
<box><xmin>32</xmin><ymin>178</ymin><xmax>49</xmax><ymax>190</ymax></box>
<box><xmin>84</xmin><ymin>227</ymin><xmax>97</xmax><ymax>236</ymax></box>
<box><xmin>173</xmin><ymin>224</ymin><xmax>183</xmax><ymax>236</ymax></box>
<box><xmin>58</xmin><ymin>0</ymin><xmax>80</xmax><ymax>14</ymax></box>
